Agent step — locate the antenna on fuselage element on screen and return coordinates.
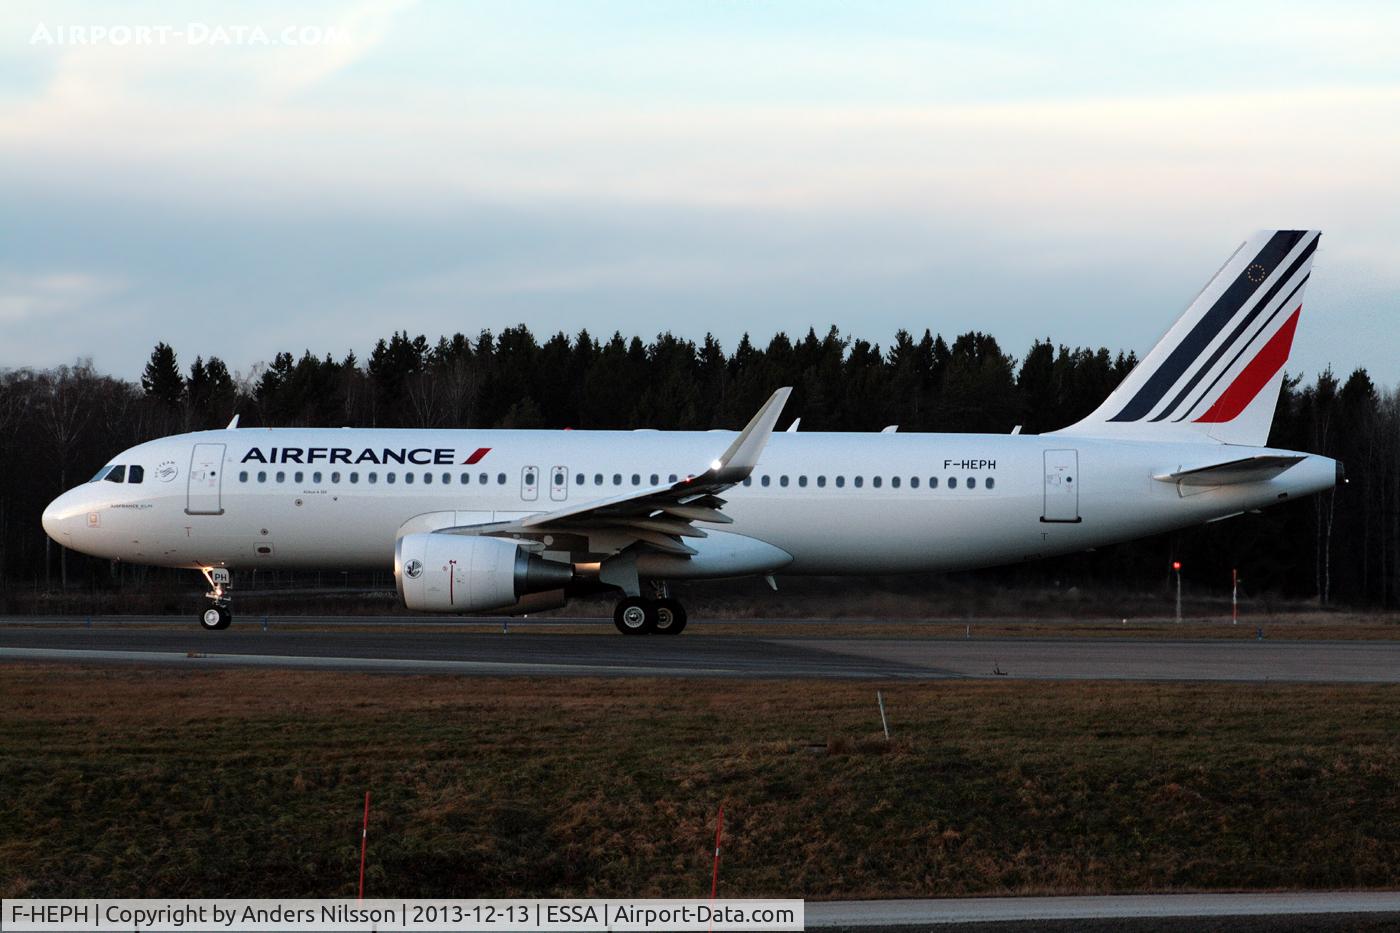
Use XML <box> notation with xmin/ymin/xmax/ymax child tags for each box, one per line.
<box><xmin>226</xmin><ymin>415</ymin><xmax>240</xmax><ymax>430</ymax></box>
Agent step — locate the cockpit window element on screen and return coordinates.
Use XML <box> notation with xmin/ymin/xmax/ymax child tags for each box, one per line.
<box><xmin>90</xmin><ymin>465</ymin><xmax>115</xmax><ymax>482</ymax></box>
<box><xmin>128</xmin><ymin>465</ymin><xmax>145</xmax><ymax>484</ymax></box>
<box><xmin>104</xmin><ymin>465</ymin><xmax>127</xmax><ymax>484</ymax></box>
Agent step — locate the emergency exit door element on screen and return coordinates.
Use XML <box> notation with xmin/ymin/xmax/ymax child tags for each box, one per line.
<box><xmin>186</xmin><ymin>443</ymin><xmax>226</xmax><ymax>515</ymax></box>
<box><xmin>549</xmin><ymin>465</ymin><xmax>569</xmax><ymax>502</ymax></box>
<box><xmin>521</xmin><ymin>465</ymin><xmax>540</xmax><ymax>501</ymax></box>
<box><xmin>1041</xmin><ymin>449</ymin><xmax>1081</xmax><ymax>523</ymax></box>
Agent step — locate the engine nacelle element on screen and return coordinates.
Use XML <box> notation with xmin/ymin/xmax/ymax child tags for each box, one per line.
<box><xmin>395</xmin><ymin>533</ymin><xmax>573</xmax><ymax>613</ymax></box>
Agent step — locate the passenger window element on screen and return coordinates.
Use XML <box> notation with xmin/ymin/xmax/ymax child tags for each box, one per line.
<box><xmin>986</xmin><ymin>477</ymin><xmax>996</xmax><ymax>490</ymax></box>
<box><xmin>594</xmin><ymin>473</ymin><xmax>603</xmax><ymax>485</ymax></box>
<box><xmin>613</xmin><ymin>474</ymin><xmax>622</xmax><ymax>485</ymax></box>
<box><xmin>497</xmin><ymin>473</ymin><xmax>506</xmax><ymax>485</ymax></box>
<box><xmin>873</xmin><ymin>476</ymin><xmax>882</xmax><ymax>488</ymax></box>
<box><xmin>479</xmin><ymin>473</ymin><xmax>488</xmax><ymax>484</ymax></box>
<box><xmin>105</xmin><ymin>465</ymin><xmax>126</xmax><ymax>483</ymax></box>
<box><xmin>350</xmin><ymin>472</ymin><xmax>359</xmax><ymax>484</ymax></box>
<box><xmin>387</xmin><ymin>472</ymin><xmax>396</xmax><ymax>484</ymax></box>
<box><xmin>854</xmin><ymin>476</ymin><xmax>864</xmax><ymax>488</ymax></box>
<box><xmin>948</xmin><ymin>477</ymin><xmax>957</xmax><ymax>489</ymax></box>
<box><xmin>817</xmin><ymin>476</ymin><xmax>826</xmax><ymax>488</ymax></box>
<box><xmin>761</xmin><ymin>475</ymin><xmax>771</xmax><ymax>487</ymax></box>
<box><xmin>967</xmin><ymin>477</ymin><xmax>976</xmax><ymax>489</ymax></box>
<box><xmin>257</xmin><ymin>471</ymin><xmax>267</xmax><ymax>483</ymax></box>
<box><xmin>669</xmin><ymin>474</ymin><xmax>678</xmax><ymax>483</ymax></box>
<box><xmin>368</xmin><ymin>472</ymin><xmax>378</xmax><ymax>484</ymax></box>
<box><xmin>929</xmin><ymin>476</ymin><xmax>938</xmax><ymax>489</ymax></box>
<box><xmin>128</xmin><ymin>465</ymin><xmax>144</xmax><ymax>484</ymax></box>
<box><xmin>313</xmin><ymin>471</ymin><xmax>323</xmax><ymax>484</ymax></box>
<box><xmin>294</xmin><ymin>471</ymin><xmax>304</xmax><ymax>483</ymax></box>
<box><xmin>462</xmin><ymin>473</ymin><xmax>471</xmax><ymax>484</ymax></box>
<box><xmin>780</xmin><ymin>475</ymin><xmax>790</xmax><ymax>487</ymax></box>
<box><xmin>332</xmin><ymin>471</ymin><xmax>342</xmax><ymax>483</ymax></box>
<box><xmin>575</xmin><ymin>473</ymin><xmax>585</xmax><ymax>486</ymax></box>
<box><xmin>405</xmin><ymin>472</ymin><xmax>415</xmax><ymax>485</ymax></box>
<box><xmin>910</xmin><ymin>477</ymin><xmax>919</xmax><ymax>489</ymax></box>
<box><xmin>631</xmin><ymin>474</ymin><xmax>640</xmax><ymax>486</ymax></box>
<box><xmin>743</xmin><ymin>477</ymin><xmax>752</xmax><ymax>486</ymax></box>
<box><xmin>891</xmin><ymin>476</ymin><xmax>900</xmax><ymax>488</ymax></box>
<box><xmin>836</xmin><ymin>476</ymin><xmax>845</xmax><ymax>488</ymax></box>
<box><xmin>443</xmin><ymin>472</ymin><xmax>451</xmax><ymax>484</ymax></box>
<box><xmin>239</xmin><ymin>471</ymin><xmax>248</xmax><ymax>483</ymax></box>
<box><xmin>650</xmin><ymin>473</ymin><xmax>659</xmax><ymax>485</ymax></box>
<box><xmin>422</xmin><ymin>472</ymin><xmax>432</xmax><ymax>484</ymax></box>
<box><xmin>276</xmin><ymin>471</ymin><xmax>286</xmax><ymax>483</ymax></box>
<box><xmin>798</xmin><ymin>476</ymin><xmax>808</xmax><ymax>487</ymax></box>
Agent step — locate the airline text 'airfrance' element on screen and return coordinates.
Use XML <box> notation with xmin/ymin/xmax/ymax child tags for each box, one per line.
<box><xmin>241</xmin><ymin>447</ymin><xmax>458</xmax><ymax>465</ymax></box>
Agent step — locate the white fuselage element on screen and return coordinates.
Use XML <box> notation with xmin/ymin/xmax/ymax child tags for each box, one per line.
<box><xmin>42</xmin><ymin>428</ymin><xmax>1337</xmax><ymax>576</ymax></box>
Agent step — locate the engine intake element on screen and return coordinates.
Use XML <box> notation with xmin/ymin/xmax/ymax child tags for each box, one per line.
<box><xmin>395</xmin><ymin>533</ymin><xmax>573</xmax><ymax>613</ymax></box>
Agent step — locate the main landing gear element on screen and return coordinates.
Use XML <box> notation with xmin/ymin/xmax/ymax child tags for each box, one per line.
<box><xmin>613</xmin><ymin>585</ymin><xmax>688</xmax><ymax>636</ymax></box>
<box><xmin>198</xmin><ymin>567</ymin><xmax>233</xmax><ymax>630</ymax></box>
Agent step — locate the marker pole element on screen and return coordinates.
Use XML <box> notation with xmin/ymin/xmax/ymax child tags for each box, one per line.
<box><xmin>710</xmin><ymin>803</ymin><xmax>724</xmax><ymax>901</ymax></box>
<box><xmin>358</xmin><ymin>791</ymin><xmax>370</xmax><ymax>902</ymax></box>
<box><xmin>1232</xmin><ymin>569</ymin><xmax>1239</xmax><ymax>625</ymax></box>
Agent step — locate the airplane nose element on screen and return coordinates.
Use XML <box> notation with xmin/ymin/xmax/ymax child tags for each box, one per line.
<box><xmin>42</xmin><ymin>494</ymin><xmax>70</xmax><ymax>543</ymax></box>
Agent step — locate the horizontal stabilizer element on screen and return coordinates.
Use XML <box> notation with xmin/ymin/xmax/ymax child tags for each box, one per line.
<box><xmin>1154</xmin><ymin>455</ymin><xmax>1304</xmax><ymax>486</ymax></box>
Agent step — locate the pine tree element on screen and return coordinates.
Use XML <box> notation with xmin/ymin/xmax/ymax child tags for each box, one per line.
<box><xmin>141</xmin><ymin>342</ymin><xmax>184</xmax><ymax>406</ymax></box>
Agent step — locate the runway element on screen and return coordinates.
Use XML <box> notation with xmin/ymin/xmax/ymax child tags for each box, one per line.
<box><xmin>807</xmin><ymin>892</ymin><xmax>1400</xmax><ymax>929</ymax></box>
<box><xmin>3</xmin><ymin>619</ymin><xmax>1399</xmax><ymax>681</ymax></box>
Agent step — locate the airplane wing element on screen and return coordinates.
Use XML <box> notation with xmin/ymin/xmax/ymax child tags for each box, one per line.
<box><xmin>442</xmin><ymin>387</ymin><xmax>792</xmax><ymax>555</ymax></box>
<box><xmin>1153</xmin><ymin>454</ymin><xmax>1304</xmax><ymax>487</ymax></box>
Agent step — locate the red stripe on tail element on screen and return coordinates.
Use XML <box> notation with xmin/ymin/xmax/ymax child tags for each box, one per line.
<box><xmin>1195</xmin><ymin>307</ymin><xmax>1301</xmax><ymax>424</ymax></box>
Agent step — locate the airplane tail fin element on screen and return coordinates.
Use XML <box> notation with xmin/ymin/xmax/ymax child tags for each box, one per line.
<box><xmin>1053</xmin><ymin>229</ymin><xmax>1320</xmax><ymax>446</ymax></box>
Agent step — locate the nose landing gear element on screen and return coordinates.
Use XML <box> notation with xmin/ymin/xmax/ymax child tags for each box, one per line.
<box><xmin>199</xmin><ymin>567</ymin><xmax>233</xmax><ymax>630</ymax></box>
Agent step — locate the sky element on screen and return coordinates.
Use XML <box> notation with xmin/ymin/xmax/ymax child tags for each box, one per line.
<box><xmin>1</xmin><ymin>0</ymin><xmax>1398</xmax><ymax>385</ymax></box>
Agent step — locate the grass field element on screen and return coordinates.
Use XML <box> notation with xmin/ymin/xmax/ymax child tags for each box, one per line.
<box><xmin>3</xmin><ymin>665</ymin><xmax>1400</xmax><ymax>899</ymax></box>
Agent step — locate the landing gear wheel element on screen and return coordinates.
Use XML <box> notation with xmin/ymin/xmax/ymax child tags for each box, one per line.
<box><xmin>200</xmin><ymin>606</ymin><xmax>232</xmax><ymax>631</ymax></box>
<box><xmin>653</xmin><ymin>598</ymin><xmax>687</xmax><ymax>635</ymax></box>
<box><xmin>614</xmin><ymin>597</ymin><xmax>656</xmax><ymax>635</ymax></box>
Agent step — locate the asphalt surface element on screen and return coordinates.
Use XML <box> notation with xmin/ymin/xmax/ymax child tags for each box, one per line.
<box><xmin>806</xmin><ymin>890</ymin><xmax>1400</xmax><ymax>924</ymax></box>
<box><xmin>2</xmin><ymin>618</ymin><xmax>1399</xmax><ymax>681</ymax></box>
<box><xmin>807</xmin><ymin>892</ymin><xmax>1400</xmax><ymax>929</ymax></box>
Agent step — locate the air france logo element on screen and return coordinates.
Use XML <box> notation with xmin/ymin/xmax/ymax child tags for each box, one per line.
<box><xmin>404</xmin><ymin>559</ymin><xmax>423</xmax><ymax>579</ymax></box>
<box><xmin>155</xmin><ymin>460</ymin><xmax>179</xmax><ymax>482</ymax></box>
<box><xmin>241</xmin><ymin>446</ymin><xmax>463</xmax><ymax>465</ymax></box>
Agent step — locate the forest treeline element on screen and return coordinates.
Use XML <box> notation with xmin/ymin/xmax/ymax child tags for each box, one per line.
<box><xmin>1</xmin><ymin>325</ymin><xmax>1395</xmax><ymax>607</ymax></box>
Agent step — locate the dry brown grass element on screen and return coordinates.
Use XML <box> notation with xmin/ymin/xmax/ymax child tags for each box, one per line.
<box><xmin>4</xmin><ymin>665</ymin><xmax>1400</xmax><ymax>899</ymax></box>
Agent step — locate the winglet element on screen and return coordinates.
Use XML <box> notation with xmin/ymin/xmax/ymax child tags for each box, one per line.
<box><xmin>709</xmin><ymin>387</ymin><xmax>791</xmax><ymax>484</ymax></box>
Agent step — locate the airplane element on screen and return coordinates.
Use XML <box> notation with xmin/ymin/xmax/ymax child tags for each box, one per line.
<box><xmin>42</xmin><ymin>230</ymin><xmax>1339</xmax><ymax>634</ymax></box>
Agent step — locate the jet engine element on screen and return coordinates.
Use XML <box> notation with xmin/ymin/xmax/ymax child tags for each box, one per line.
<box><xmin>395</xmin><ymin>533</ymin><xmax>574</xmax><ymax>612</ymax></box>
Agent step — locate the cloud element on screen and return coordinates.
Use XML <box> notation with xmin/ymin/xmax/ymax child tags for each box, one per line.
<box><xmin>0</xmin><ymin>271</ymin><xmax>125</xmax><ymax>325</ymax></box>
